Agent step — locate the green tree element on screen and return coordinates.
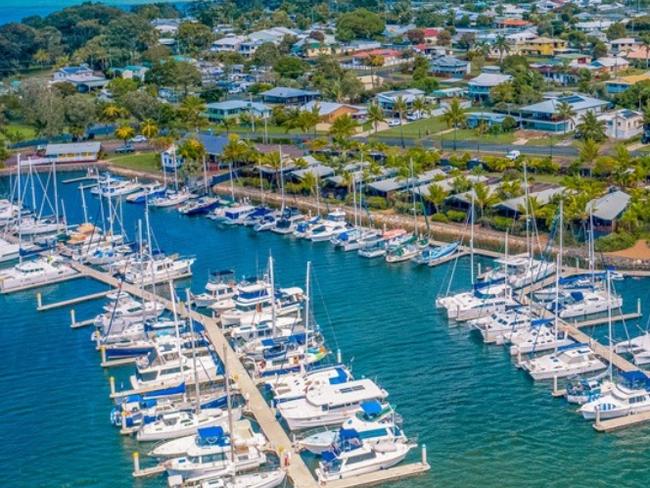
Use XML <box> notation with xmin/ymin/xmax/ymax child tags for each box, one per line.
<box><xmin>441</xmin><ymin>98</ymin><xmax>466</xmax><ymax>151</ymax></box>
<box><xmin>367</xmin><ymin>102</ymin><xmax>385</xmax><ymax>135</ymax></box>
<box><xmin>336</xmin><ymin>8</ymin><xmax>385</xmax><ymax>42</ymax></box>
<box><xmin>116</xmin><ymin>125</ymin><xmax>135</xmax><ymax>146</ymax></box>
<box><xmin>576</xmin><ymin>111</ymin><xmax>606</xmax><ymax>142</ymax></box>
<box><xmin>393</xmin><ymin>95</ymin><xmax>408</xmax><ymax>148</ymax></box>
<box><xmin>140</xmin><ymin>119</ymin><xmax>159</xmax><ymax>139</ymax></box>
<box><xmin>64</xmin><ymin>94</ymin><xmax>96</xmax><ymax>138</ymax></box>
<box><xmin>178</xmin><ymin>137</ymin><xmax>206</xmax><ymax>178</ymax></box>
<box><xmin>425</xmin><ymin>183</ymin><xmax>448</xmax><ymax>213</ymax></box>
<box><xmin>328</xmin><ymin>114</ymin><xmax>358</xmax><ymax>146</ymax></box>
<box><xmin>179</xmin><ymin>96</ymin><xmax>207</xmax><ymax>132</ymax></box>
<box><xmin>494</xmin><ymin>35</ymin><xmax>510</xmax><ymax>62</ymax></box>
<box><xmin>273</xmin><ymin>56</ymin><xmax>307</xmax><ymax>79</ymax></box>
<box><xmin>177</xmin><ymin>22</ymin><xmax>214</xmax><ymax>54</ymax></box>
<box><xmin>556</xmin><ymin>101</ymin><xmax>576</xmax><ymax>135</ymax></box>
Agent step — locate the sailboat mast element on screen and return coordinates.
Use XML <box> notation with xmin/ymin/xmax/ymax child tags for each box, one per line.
<box><xmin>470</xmin><ymin>191</ymin><xmax>475</xmax><ymax>285</ymax></box>
<box><xmin>352</xmin><ymin>177</ymin><xmax>357</xmax><ymax>228</ymax></box>
<box><xmin>185</xmin><ymin>288</ymin><xmax>201</xmax><ymax>414</ymax></box>
<box><xmin>304</xmin><ymin>261</ymin><xmax>311</xmax><ymax>354</ymax></box>
<box><xmin>202</xmin><ymin>154</ymin><xmax>208</xmax><ymax>194</ymax></box>
<box><xmin>79</xmin><ymin>185</ymin><xmax>88</xmax><ymax>223</ymax></box>
<box><xmin>223</xmin><ymin>343</ymin><xmax>234</xmax><ymax>463</ymax></box>
<box><xmin>52</xmin><ymin>160</ymin><xmax>60</xmax><ymax>228</ymax></box>
<box><xmin>269</xmin><ymin>255</ymin><xmax>277</xmax><ymax>335</ymax></box>
<box><xmin>606</xmin><ymin>268</ymin><xmax>613</xmax><ymax>381</ymax></box>
<box><xmin>553</xmin><ymin>252</ymin><xmax>560</xmax><ymax>352</ymax></box>
<box><xmin>410</xmin><ymin>158</ymin><xmax>416</xmax><ymax>235</ymax></box>
<box><xmin>16</xmin><ymin>154</ymin><xmax>22</xmax><ymax>263</ymax></box>
<box><xmin>589</xmin><ymin>209</ymin><xmax>595</xmax><ymax>287</ymax></box>
<box><xmin>279</xmin><ymin>145</ymin><xmax>285</xmax><ymax>212</ymax></box>
<box><xmin>168</xmin><ymin>280</ymin><xmax>184</xmax><ymax>385</ymax></box>
<box><xmin>173</xmin><ymin>147</ymin><xmax>179</xmax><ymax>191</ymax></box>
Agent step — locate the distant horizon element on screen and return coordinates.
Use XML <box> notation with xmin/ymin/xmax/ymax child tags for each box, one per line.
<box><xmin>0</xmin><ymin>0</ymin><xmax>191</xmax><ymax>26</ymax></box>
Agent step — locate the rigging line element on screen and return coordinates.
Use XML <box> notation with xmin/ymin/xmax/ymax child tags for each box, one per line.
<box><xmin>310</xmin><ymin>265</ymin><xmax>340</xmax><ymax>353</ymax></box>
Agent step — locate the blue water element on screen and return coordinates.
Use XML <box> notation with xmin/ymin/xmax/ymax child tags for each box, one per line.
<box><xmin>0</xmin><ymin>0</ymin><xmax>184</xmax><ymax>25</ymax></box>
<box><xmin>1</xmin><ymin>171</ymin><xmax>650</xmax><ymax>487</ymax></box>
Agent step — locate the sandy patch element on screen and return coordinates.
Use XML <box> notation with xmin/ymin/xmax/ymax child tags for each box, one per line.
<box><xmin>606</xmin><ymin>239</ymin><xmax>650</xmax><ymax>260</ymax></box>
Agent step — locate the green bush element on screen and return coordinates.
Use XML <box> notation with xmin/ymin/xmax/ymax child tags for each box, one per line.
<box><xmin>446</xmin><ymin>209</ymin><xmax>467</xmax><ymax>222</ymax></box>
<box><xmin>490</xmin><ymin>215</ymin><xmax>515</xmax><ymax>231</ymax></box>
<box><xmin>366</xmin><ymin>196</ymin><xmax>388</xmax><ymax>210</ymax></box>
<box><xmin>430</xmin><ymin>213</ymin><xmax>449</xmax><ymax>223</ymax></box>
<box><xmin>594</xmin><ymin>232</ymin><xmax>637</xmax><ymax>252</ymax></box>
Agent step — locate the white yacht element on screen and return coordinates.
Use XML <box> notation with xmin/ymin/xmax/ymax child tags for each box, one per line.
<box><xmin>192</xmin><ymin>271</ymin><xmax>236</xmax><ymax>308</ymax></box>
<box><xmin>164</xmin><ymin>428</ymin><xmax>266</xmax><ymax>479</ymax></box>
<box><xmin>123</xmin><ymin>255</ymin><xmax>194</xmax><ymax>285</ymax></box>
<box><xmin>150</xmin><ymin>189</ymin><xmax>194</xmax><ymax>208</ymax></box>
<box><xmin>220</xmin><ymin>286</ymin><xmax>303</xmax><ymax>327</ymax></box>
<box><xmin>482</xmin><ymin>253</ymin><xmax>555</xmax><ymax>289</ymax></box>
<box><xmin>549</xmin><ymin>288</ymin><xmax>622</xmax><ymax>319</ymax></box>
<box><xmin>615</xmin><ymin>333</ymin><xmax>650</xmax><ymax>365</ymax></box>
<box><xmin>521</xmin><ymin>344</ymin><xmax>607</xmax><ymax>381</ymax></box>
<box><xmin>126</xmin><ymin>183</ymin><xmax>167</xmax><ymax>203</ymax></box>
<box><xmin>508</xmin><ymin>321</ymin><xmax>573</xmax><ymax>355</ymax></box>
<box><xmin>17</xmin><ymin>215</ymin><xmax>63</xmax><ymax>236</ymax></box>
<box><xmin>579</xmin><ymin>371</ymin><xmax>650</xmax><ymax>420</ymax></box>
<box><xmin>210</xmin><ymin>204</ymin><xmax>255</xmax><ymax>225</ymax></box>
<box><xmin>435</xmin><ymin>282</ymin><xmax>517</xmax><ymax>322</ymax></box>
<box><xmin>271</xmin><ymin>212</ymin><xmax>305</xmax><ymax>235</ymax></box>
<box><xmin>0</xmin><ymin>238</ymin><xmax>20</xmax><ymax>263</ymax></box>
<box><xmin>316</xmin><ymin>441</ymin><xmax>413</xmax><ymax>482</ymax></box>
<box><xmin>306</xmin><ymin>209</ymin><xmax>347</xmax><ymax>242</ymax></box>
<box><xmin>266</xmin><ymin>364</ymin><xmax>353</xmax><ymax>404</ymax></box>
<box><xmin>136</xmin><ymin>408</ymin><xmax>240</xmax><ymax>441</ymax></box>
<box><xmin>0</xmin><ymin>255</ymin><xmax>77</xmax><ymax>293</ymax></box>
<box><xmin>130</xmin><ymin>350</ymin><xmax>220</xmax><ymax>392</ymax></box>
<box><xmin>470</xmin><ymin>308</ymin><xmax>534</xmax><ymax>344</ymax></box>
<box><xmin>149</xmin><ymin>419</ymin><xmax>265</xmax><ymax>458</ymax></box>
<box><xmin>277</xmin><ymin>378</ymin><xmax>389</xmax><ymax>430</ymax></box>
<box><xmin>199</xmin><ymin>470</ymin><xmax>286</xmax><ymax>488</ymax></box>
<box><xmin>299</xmin><ymin>401</ymin><xmax>405</xmax><ymax>455</ymax></box>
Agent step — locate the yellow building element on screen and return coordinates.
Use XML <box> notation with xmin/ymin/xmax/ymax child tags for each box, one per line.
<box><xmin>520</xmin><ymin>37</ymin><xmax>568</xmax><ymax>57</ymax></box>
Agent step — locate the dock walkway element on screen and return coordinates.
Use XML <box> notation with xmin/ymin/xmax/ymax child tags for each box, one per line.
<box><xmin>68</xmin><ymin>262</ymin><xmax>319</xmax><ymax>488</ymax></box>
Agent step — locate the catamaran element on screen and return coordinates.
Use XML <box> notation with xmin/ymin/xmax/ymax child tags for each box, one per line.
<box><xmin>470</xmin><ymin>308</ymin><xmax>535</xmax><ymax>344</ymax></box>
<box><xmin>271</xmin><ymin>209</ymin><xmax>305</xmax><ymax>235</ymax></box>
<box><xmin>520</xmin><ymin>343</ymin><xmax>607</xmax><ymax>380</ymax></box>
<box><xmin>481</xmin><ymin>253</ymin><xmax>555</xmax><ymax>290</ymax></box>
<box><xmin>548</xmin><ymin>288</ymin><xmax>622</xmax><ymax>319</ymax></box>
<box><xmin>277</xmin><ymin>378</ymin><xmax>389</xmax><ymax>430</ymax></box>
<box><xmin>508</xmin><ymin>321</ymin><xmax>573</xmax><ymax>355</ymax></box>
<box><xmin>0</xmin><ymin>238</ymin><xmax>20</xmax><ymax>263</ymax></box>
<box><xmin>435</xmin><ymin>280</ymin><xmax>517</xmax><ymax>322</ymax></box>
<box><xmin>220</xmin><ymin>286</ymin><xmax>303</xmax><ymax>327</ymax></box>
<box><xmin>615</xmin><ymin>332</ymin><xmax>650</xmax><ymax>365</ymax></box>
<box><xmin>305</xmin><ymin>209</ymin><xmax>347</xmax><ymax>242</ymax></box>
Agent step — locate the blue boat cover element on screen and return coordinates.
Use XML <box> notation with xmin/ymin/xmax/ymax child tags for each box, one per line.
<box><xmin>322</xmin><ymin>450</ymin><xmax>337</xmax><ymax>462</ymax></box>
<box><xmin>360</xmin><ymin>400</ymin><xmax>382</xmax><ymax>416</ymax></box>
<box><xmin>621</xmin><ymin>370</ymin><xmax>649</xmax><ymax>385</ymax></box>
<box><xmin>570</xmin><ymin>291</ymin><xmax>584</xmax><ymax>301</ymax></box>
<box><xmin>198</xmin><ymin>426</ymin><xmax>225</xmax><ymax>442</ymax></box>
<box><xmin>531</xmin><ymin>318</ymin><xmax>553</xmax><ymax>327</ymax></box>
<box><xmin>339</xmin><ymin>428</ymin><xmax>360</xmax><ymax>441</ymax></box>
<box><xmin>329</xmin><ymin>367</ymin><xmax>349</xmax><ymax>385</ymax></box>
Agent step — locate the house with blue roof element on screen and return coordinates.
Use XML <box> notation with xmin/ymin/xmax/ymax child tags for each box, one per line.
<box><xmin>429</xmin><ymin>56</ymin><xmax>470</xmax><ymax>79</ymax></box>
<box><xmin>204</xmin><ymin>100</ymin><xmax>271</xmax><ymax>122</ymax></box>
<box><xmin>261</xmin><ymin>87</ymin><xmax>320</xmax><ymax>105</ymax></box>
<box><xmin>467</xmin><ymin>72</ymin><xmax>512</xmax><ymax>101</ymax></box>
<box><xmin>111</xmin><ymin>65</ymin><xmax>149</xmax><ymax>81</ymax></box>
<box><xmin>375</xmin><ymin>88</ymin><xmax>427</xmax><ymax>114</ymax></box>
<box><xmin>518</xmin><ymin>93</ymin><xmax>611</xmax><ymax>132</ymax></box>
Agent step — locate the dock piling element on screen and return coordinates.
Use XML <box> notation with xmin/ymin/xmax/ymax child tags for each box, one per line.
<box><xmin>595</xmin><ymin>407</ymin><xmax>601</xmax><ymax>428</ymax></box>
<box><xmin>70</xmin><ymin>308</ymin><xmax>76</xmax><ymax>327</ymax></box>
<box><xmin>100</xmin><ymin>346</ymin><xmax>106</xmax><ymax>365</ymax></box>
<box><xmin>422</xmin><ymin>443</ymin><xmax>427</xmax><ymax>464</ymax></box>
<box><xmin>132</xmin><ymin>451</ymin><xmax>140</xmax><ymax>475</ymax></box>
<box><xmin>336</xmin><ymin>348</ymin><xmax>342</xmax><ymax>364</ymax></box>
<box><xmin>553</xmin><ymin>375</ymin><xmax>558</xmax><ymax>396</ymax></box>
<box><xmin>36</xmin><ymin>292</ymin><xmax>42</xmax><ymax>309</ymax></box>
<box><xmin>109</xmin><ymin>376</ymin><xmax>115</xmax><ymax>396</ymax></box>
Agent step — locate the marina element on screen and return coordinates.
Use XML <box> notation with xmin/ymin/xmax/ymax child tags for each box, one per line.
<box><xmin>2</xmin><ymin>170</ymin><xmax>650</xmax><ymax>488</ymax></box>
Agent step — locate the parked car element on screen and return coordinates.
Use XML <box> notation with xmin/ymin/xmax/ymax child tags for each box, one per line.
<box><xmin>387</xmin><ymin>118</ymin><xmax>401</xmax><ymax>127</ymax></box>
<box><xmin>505</xmin><ymin>150</ymin><xmax>521</xmax><ymax>160</ymax></box>
<box><xmin>115</xmin><ymin>144</ymin><xmax>135</xmax><ymax>154</ymax></box>
<box><xmin>406</xmin><ymin>111</ymin><xmax>422</xmax><ymax>121</ymax></box>
<box><xmin>130</xmin><ymin>135</ymin><xmax>147</xmax><ymax>143</ymax></box>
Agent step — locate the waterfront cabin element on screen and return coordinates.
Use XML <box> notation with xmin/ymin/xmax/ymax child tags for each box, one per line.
<box><xmin>367</xmin><ymin>169</ymin><xmax>445</xmax><ymax>199</ymax></box>
<box><xmin>30</xmin><ymin>142</ymin><xmax>102</xmax><ymax>166</ymax></box>
<box><xmin>493</xmin><ymin>185</ymin><xmax>564</xmax><ymax>217</ymax></box>
<box><xmin>586</xmin><ymin>190</ymin><xmax>631</xmax><ymax>234</ymax></box>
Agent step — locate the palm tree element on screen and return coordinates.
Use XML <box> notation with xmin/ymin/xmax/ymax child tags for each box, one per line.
<box><xmin>494</xmin><ymin>35</ymin><xmax>510</xmax><ymax>63</ymax></box>
<box><xmin>179</xmin><ymin>96</ymin><xmax>207</xmax><ymax>132</ymax></box>
<box><xmin>301</xmin><ymin>171</ymin><xmax>319</xmax><ymax>197</ymax></box>
<box><xmin>115</xmin><ymin>125</ymin><xmax>135</xmax><ymax>146</ymax></box>
<box><xmin>221</xmin><ymin>134</ymin><xmax>255</xmax><ymax>168</ymax></box>
<box><xmin>641</xmin><ymin>34</ymin><xmax>650</xmax><ymax>69</ymax></box>
<box><xmin>441</xmin><ymin>98</ymin><xmax>466</xmax><ymax>151</ymax></box>
<box><xmin>425</xmin><ymin>183</ymin><xmax>448</xmax><ymax>214</ymax></box>
<box><xmin>556</xmin><ymin>101</ymin><xmax>575</xmax><ymax>136</ymax></box>
<box><xmin>393</xmin><ymin>96</ymin><xmax>408</xmax><ymax>148</ymax></box>
<box><xmin>328</xmin><ymin>114</ymin><xmax>358</xmax><ymax>145</ymax></box>
<box><xmin>178</xmin><ymin>137</ymin><xmax>206</xmax><ymax>179</ymax></box>
<box><xmin>367</xmin><ymin>102</ymin><xmax>386</xmax><ymax>135</ymax></box>
<box><xmin>578</xmin><ymin>138</ymin><xmax>601</xmax><ymax>174</ymax></box>
<box><xmin>263</xmin><ymin>150</ymin><xmax>283</xmax><ymax>190</ymax></box>
<box><xmin>412</xmin><ymin>97</ymin><xmax>428</xmax><ymax>118</ymax></box>
<box><xmin>140</xmin><ymin>119</ymin><xmax>159</xmax><ymax>140</ymax></box>
<box><xmin>473</xmin><ymin>181</ymin><xmax>498</xmax><ymax>218</ymax></box>
<box><xmin>282</xmin><ymin>108</ymin><xmax>302</xmax><ymax>133</ymax></box>
<box><xmin>102</xmin><ymin>104</ymin><xmax>124</xmax><ymax>122</ymax></box>
<box><xmin>576</xmin><ymin>111</ymin><xmax>606</xmax><ymax>142</ymax></box>
<box><xmin>366</xmin><ymin>54</ymin><xmax>384</xmax><ymax>89</ymax></box>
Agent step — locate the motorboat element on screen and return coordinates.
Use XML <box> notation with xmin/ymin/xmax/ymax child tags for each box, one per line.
<box><xmin>220</xmin><ymin>285</ymin><xmax>303</xmax><ymax>327</ymax></box>
<box><xmin>277</xmin><ymin>378</ymin><xmax>389</xmax><ymax>430</ymax></box>
<box><xmin>579</xmin><ymin>371</ymin><xmax>650</xmax><ymax>420</ymax></box>
<box><xmin>126</xmin><ymin>183</ymin><xmax>167</xmax><ymax>203</ymax></box>
<box><xmin>306</xmin><ymin>209</ymin><xmax>347</xmax><ymax>242</ymax></box>
<box><xmin>412</xmin><ymin>241</ymin><xmax>460</xmax><ymax>266</ymax></box>
<box><xmin>266</xmin><ymin>364</ymin><xmax>353</xmax><ymax>404</ymax></box>
<box><xmin>520</xmin><ymin>343</ymin><xmax>607</xmax><ymax>381</ymax></box>
<box><xmin>192</xmin><ymin>271</ymin><xmax>236</xmax><ymax>308</ymax></box>
<box><xmin>315</xmin><ymin>441</ymin><xmax>413</xmax><ymax>482</ymax></box>
<box><xmin>292</xmin><ymin>215</ymin><xmax>321</xmax><ymax>239</ymax></box>
<box><xmin>150</xmin><ymin>190</ymin><xmax>195</xmax><ymax>208</ymax></box>
<box><xmin>0</xmin><ymin>255</ymin><xmax>77</xmax><ymax>293</ymax></box>
<box><xmin>179</xmin><ymin>197</ymin><xmax>221</xmax><ymax>216</ymax></box>
<box><xmin>199</xmin><ymin>470</ymin><xmax>286</xmax><ymax>488</ymax></box>
<box><xmin>271</xmin><ymin>211</ymin><xmax>304</xmax><ymax>235</ymax></box>
<box><xmin>123</xmin><ymin>254</ymin><xmax>195</xmax><ymax>285</ymax></box>
<box><xmin>534</xmin><ymin>271</ymin><xmax>624</xmax><ymax>302</ymax></box>
<box><xmin>136</xmin><ymin>408</ymin><xmax>240</xmax><ymax>442</ymax></box>
<box><xmin>298</xmin><ymin>401</ymin><xmax>405</xmax><ymax>455</ymax></box>
<box><xmin>149</xmin><ymin>419</ymin><xmax>265</xmax><ymax>458</ymax></box>
<box><xmin>0</xmin><ymin>238</ymin><xmax>20</xmax><ymax>263</ymax></box>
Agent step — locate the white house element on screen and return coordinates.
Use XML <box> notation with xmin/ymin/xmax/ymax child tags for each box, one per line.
<box><xmin>599</xmin><ymin>109</ymin><xmax>643</xmax><ymax>140</ymax></box>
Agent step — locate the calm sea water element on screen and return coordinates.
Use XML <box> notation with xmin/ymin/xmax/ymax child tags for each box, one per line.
<box><xmin>1</xmin><ymin>171</ymin><xmax>650</xmax><ymax>487</ymax></box>
<box><xmin>0</xmin><ymin>0</ymin><xmax>185</xmax><ymax>25</ymax></box>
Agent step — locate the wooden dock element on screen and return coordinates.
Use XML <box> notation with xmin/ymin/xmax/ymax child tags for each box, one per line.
<box><xmin>427</xmin><ymin>250</ymin><xmax>469</xmax><ymax>268</ymax></box>
<box><xmin>572</xmin><ymin>311</ymin><xmax>642</xmax><ymax>329</ymax></box>
<box><xmin>324</xmin><ymin>461</ymin><xmax>430</xmax><ymax>488</ymax></box>
<box><xmin>37</xmin><ymin>289</ymin><xmax>113</xmax><ymax>311</ymax></box>
<box><xmin>68</xmin><ymin>261</ymin><xmax>320</xmax><ymax>488</ymax></box>
<box><xmin>593</xmin><ymin>410</ymin><xmax>650</xmax><ymax>432</ymax></box>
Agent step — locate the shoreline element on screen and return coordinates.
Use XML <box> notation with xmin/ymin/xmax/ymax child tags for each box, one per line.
<box><xmin>3</xmin><ymin>161</ymin><xmax>649</xmax><ymax>270</ymax></box>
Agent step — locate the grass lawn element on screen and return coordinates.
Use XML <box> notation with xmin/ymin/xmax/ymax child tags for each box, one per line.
<box><xmin>374</xmin><ymin>116</ymin><xmax>448</xmax><ymax>139</ymax></box>
<box><xmin>446</xmin><ymin>129</ymin><xmax>517</xmax><ymax>145</ymax></box>
<box><xmin>108</xmin><ymin>152</ymin><xmax>160</xmax><ymax>173</ymax></box>
<box><xmin>3</xmin><ymin>123</ymin><xmax>38</xmax><ymax>140</ymax></box>
<box><xmin>524</xmin><ymin>134</ymin><xmax>569</xmax><ymax>146</ymax></box>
